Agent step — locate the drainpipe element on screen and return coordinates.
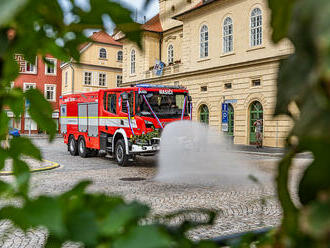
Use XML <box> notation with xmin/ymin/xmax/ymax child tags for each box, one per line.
<box><xmin>69</xmin><ymin>63</ymin><xmax>75</xmax><ymax>94</ymax></box>
<box><xmin>159</xmin><ymin>34</ymin><xmax>163</xmax><ymax>62</ymax></box>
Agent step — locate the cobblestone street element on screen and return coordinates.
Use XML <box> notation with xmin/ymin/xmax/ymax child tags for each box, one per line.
<box><xmin>0</xmin><ymin>138</ymin><xmax>310</xmax><ymax>247</ymax></box>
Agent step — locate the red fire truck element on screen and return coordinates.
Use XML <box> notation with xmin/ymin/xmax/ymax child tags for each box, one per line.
<box><xmin>60</xmin><ymin>84</ymin><xmax>192</xmax><ymax>166</ymax></box>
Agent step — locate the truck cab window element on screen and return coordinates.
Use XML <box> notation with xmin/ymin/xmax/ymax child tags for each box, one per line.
<box><xmin>107</xmin><ymin>94</ymin><xmax>117</xmax><ymax>114</ymax></box>
<box><xmin>121</xmin><ymin>93</ymin><xmax>134</xmax><ymax>115</ymax></box>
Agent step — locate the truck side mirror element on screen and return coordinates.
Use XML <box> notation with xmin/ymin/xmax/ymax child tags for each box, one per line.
<box><xmin>121</xmin><ymin>92</ymin><xmax>129</xmax><ymax>101</ymax></box>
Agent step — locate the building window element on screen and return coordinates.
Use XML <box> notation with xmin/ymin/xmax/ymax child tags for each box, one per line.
<box><xmin>45</xmin><ymin>58</ymin><xmax>57</xmax><ymax>75</ymax></box>
<box><xmin>130</xmin><ymin>49</ymin><xmax>136</xmax><ymax>74</ymax></box>
<box><xmin>117</xmin><ymin>75</ymin><xmax>122</xmax><ymax>87</ymax></box>
<box><xmin>199</xmin><ymin>104</ymin><xmax>209</xmax><ymax>124</ymax></box>
<box><xmin>65</xmin><ymin>71</ymin><xmax>68</xmax><ymax>87</ymax></box>
<box><xmin>117</xmin><ymin>51</ymin><xmax>123</xmax><ymax>61</ymax></box>
<box><xmin>84</xmin><ymin>72</ymin><xmax>92</xmax><ymax>85</ymax></box>
<box><xmin>250</xmin><ymin>8</ymin><xmax>262</xmax><ymax>47</ymax></box>
<box><xmin>200</xmin><ymin>25</ymin><xmax>208</xmax><ymax>58</ymax></box>
<box><xmin>23</xmin><ymin>83</ymin><xmax>36</xmax><ymax>91</ymax></box>
<box><xmin>223</xmin><ymin>17</ymin><xmax>233</xmax><ymax>53</ymax></box>
<box><xmin>252</xmin><ymin>79</ymin><xmax>261</xmax><ymax>86</ymax></box>
<box><xmin>201</xmin><ymin>86</ymin><xmax>207</xmax><ymax>92</ymax></box>
<box><xmin>168</xmin><ymin>44</ymin><xmax>174</xmax><ymax>64</ymax></box>
<box><xmin>224</xmin><ymin>82</ymin><xmax>232</xmax><ymax>89</ymax></box>
<box><xmin>99</xmin><ymin>48</ymin><xmax>107</xmax><ymax>59</ymax></box>
<box><xmin>99</xmin><ymin>73</ymin><xmax>106</xmax><ymax>86</ymax></box>
<box><xmin>45</xmin><ymin>84</ymin><xmax>56</xmax><ymax>101</ymax></box>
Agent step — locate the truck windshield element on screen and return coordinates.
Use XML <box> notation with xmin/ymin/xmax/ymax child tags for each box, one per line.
<box><xmin>137</xmin><ymin>91</ymin><xmax>189</xmax><ymax>118</ymax></box>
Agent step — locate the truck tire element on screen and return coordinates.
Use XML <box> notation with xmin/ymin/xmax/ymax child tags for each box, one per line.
<box><xmin>115</xmin><ymin>139</ymin><xmax>129</xmax><ymax>166</ymax></box>
<box><xmin>68</xmin><ymin>136</ymin><xmax>78</xmax><ymax>156</ymax></box>
<box><xmin>78</xmin><ymin>137</ymin><xmax>89</xmax><ymax>158</ymax></box>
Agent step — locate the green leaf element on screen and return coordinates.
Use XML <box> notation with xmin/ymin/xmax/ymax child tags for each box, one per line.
<box><xmin>0</xmin><ymin>110</ymin><xmax>9</xmax><ymax>139</ymax></box>
<box><xmin>24</xmin><ymin>196</ymin><xmax>66</xmax><ymax>237</ymax></box>
<box><xmin>9</xmin><ymin>136</ymin><xmax>41</xmax><ymax>160</ymax></box>
<box><xmin>3</xmin><ymin>87</ymin><xmax>25</xmax><ymax>119</ymax></box>
<box><xmin>276</xmin><ymin>150</ymin><xmax>299</xmax><ymax>236</ymax></box>
<box><xmin>24</xmin><ymin>89</ymin><xmax>56</xmax><ymax>140</ymax></box>
<box><xmin>268</xmin><ymin>0</ymin><xmax>296</xmax><ymax>43</ymax></box>
<box><xmin>100</xmin><ymin>202</ymin><xmax>149</xmax><ymax>236</ymax></box>
<box><xmin>67</xmin><ymin>210</ymin><xmax>99</xmax><ymax>246</ymax></box>
<box><xmin>298</xmin><ymin>139</ymin><xmax>330</xmax><ymax>205</ymax></box>
<box><xmin>302</xmin><ymin>199</ymin><xmax>330</xmax><ymax>239</ymax></box>
<box><xmin>113</xmin><ymin>225</ymin><xmax>172</xmax><ymax>248</ymax></box>
<box><xmin>12</xmin><ymin>159</ymin><xmax>30</xmax><ymax>195</ymax></box>
<box><xmin>0</xmin><ymin>0</ymin><xmax>28</xmax><ymax>25</ymax></box>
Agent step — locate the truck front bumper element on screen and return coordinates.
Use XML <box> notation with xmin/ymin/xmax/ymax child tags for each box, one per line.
<box><xmin>130</xmin><ymin>144</ymin><xmax>160</xmax><ymax>155</ymax></box>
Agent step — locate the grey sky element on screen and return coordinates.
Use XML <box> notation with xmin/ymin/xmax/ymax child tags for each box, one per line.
<box><xmin>58</xmin><ymin>0</ymin><xmax>159</xmax><ymax>35</ymax></box>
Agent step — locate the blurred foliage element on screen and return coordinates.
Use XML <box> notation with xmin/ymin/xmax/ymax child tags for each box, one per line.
<box><xmin>0</xmin><ymin>0</ymin><xmax>329</xmax><ymax>247</ymax></box>
<box><xmin>0</xmin><ymin>0</ymin><xmax>218</xmax><ymax>247</ymax></box>
<box><xmin>256</xmin><ymin>0</ymin><xmax>330</xmax><ymax>247</ymax></box>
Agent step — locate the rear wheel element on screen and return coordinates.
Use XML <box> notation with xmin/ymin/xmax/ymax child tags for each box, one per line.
<box><xmin>115</xmin><ymin>139</ymin><xmax>129</xmax><ymax>166</ymax></box>
<box><xmin>78</xmin><ymin>137</ymin><xmax>89</xmax><ymax>158</ymax></box>
<box><xmin>68</xmin><ymin>136</ymin><xmax>78</xmax><ymax>156</ymax></box>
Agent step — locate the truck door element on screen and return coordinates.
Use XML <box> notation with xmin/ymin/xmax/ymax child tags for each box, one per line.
<box><xmin>60</xmin><ymin>104</ymin><xmax>67</xmax><ymax>134</ymax></box>
<box><xmin>88</xmin><ymin>103</ymin><xmax>98</xmax><ymax>137</ymax></box>
<box><xmin>78</xmin><ymin>103</ymin><xmax>87</xmax><ymax>132</ymax></box>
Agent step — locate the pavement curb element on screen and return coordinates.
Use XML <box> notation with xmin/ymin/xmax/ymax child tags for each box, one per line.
<box><xmin>0</xmin><ymin>159</ymin><xmax>60</xmax><ymax>176</ymax></box>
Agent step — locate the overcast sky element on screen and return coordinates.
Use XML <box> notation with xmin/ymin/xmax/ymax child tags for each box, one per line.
<box><xmin>59</xmin><ymin>0</ymin><xmax>159</xmax><ymax>35</ymax></box>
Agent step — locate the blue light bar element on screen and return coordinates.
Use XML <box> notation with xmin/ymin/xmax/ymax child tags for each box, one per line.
<box><xmin>135</xmin><ymin>84</ymin><xmax>185</xmax><ymax>89</ymax></box>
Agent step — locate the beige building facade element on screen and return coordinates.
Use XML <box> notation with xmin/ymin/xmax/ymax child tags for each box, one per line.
<box><xmin>120</xmin><ymin>0</ymin><xmax>294</xmax><ymax>147</ymax></box>
<box><xmin>61</xmin><ymin>31</ymin><xmax>123</xmax><ymax>95</ymax></box>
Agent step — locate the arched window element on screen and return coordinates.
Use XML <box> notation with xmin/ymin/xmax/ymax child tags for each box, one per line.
<box><xmin>117</xmin><ymin>51</ymin><xmax>123</xmax><ymax>61</ymax></box>
<box><xmin>167</xmin><ymin>44</ymin><xmax>174</xmax><ymax>64</ymax></box>
<box><xmin>199</xmin><ymin>104</ymin><xmax>209</xmax><ymax>124</ymax></box>
<box><xmin>250</xmin><ymin>8</ymin><xmax>262</xmax><ymax>47</ymax></box>
<box><xmin>223</xmin><ymin>17</ymin><xmax>233</xmax><ymax>53</ymax></box>
<box><xmin>249</xmin><ymin>101</ymin><xmax>263</xmax><ymax>144</ymax></box>
<box><xmin>200</xmin><ymin>25</ymin><xmax>208</xmax><ymax>58</ymax></box>
<box><xmin>99</xmin><ymin>48</ymin><xmax>107</xmax><ymax>59</ymax></box>
<box><xmin>130</xmin><ymin>49</ymin><xmax>136</xmax><ymax>74</ymax></box>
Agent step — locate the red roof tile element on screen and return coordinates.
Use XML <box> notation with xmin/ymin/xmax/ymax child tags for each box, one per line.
<box><xmin>142</xmin><ymin>14</ymin><xmax>163</xmax><ymax>33</ymax></box>
<box><xmin>80</xmin><ymin>31</ymin><xmax>122</xmax><ymax>51</ymax></box>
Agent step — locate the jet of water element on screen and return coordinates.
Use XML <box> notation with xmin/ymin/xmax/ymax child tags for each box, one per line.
<box><xmin>155</xmin><ymin>121</ymin><xmax>270</xmax><ymax>186</ymax></box>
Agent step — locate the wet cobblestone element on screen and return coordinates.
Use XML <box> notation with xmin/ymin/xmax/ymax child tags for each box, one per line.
<box><xmin>0</xmin><ymin>139</ymin><xmax>309</xmax><ymax>247</ymax></box>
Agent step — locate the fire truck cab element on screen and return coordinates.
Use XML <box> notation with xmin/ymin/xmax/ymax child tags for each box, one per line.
<box><xmin>60</xmin><ymin>84</ymin><xmax>191</xmax><ymax>166</ymax></box>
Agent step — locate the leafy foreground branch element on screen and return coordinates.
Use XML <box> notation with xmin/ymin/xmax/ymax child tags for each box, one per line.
<box><xmin>0</xmin><ymin>0</ymin><xmax>329</xmax><ymax>247</ymax></box>
<box><xmin>0</xmin><ymin>0</ymin><xmax>219</xmax><ymax>247</ymax></box>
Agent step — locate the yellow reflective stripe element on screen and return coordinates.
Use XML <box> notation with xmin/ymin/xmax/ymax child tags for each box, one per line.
<box><xmin>60</xmin><ymin>116</ymin><xmax>134</xmax><ymax>120</ymax></box>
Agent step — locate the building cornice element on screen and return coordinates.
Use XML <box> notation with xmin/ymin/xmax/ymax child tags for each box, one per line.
<box><xmin>123</xmin><ymin>54</ymin><xmax>290</xmax><ymax>85</ymax></box>
<box><xmin>73</xmin><ymin>62</ymin><xmax>122</xmax><ymax>72</ymax></box>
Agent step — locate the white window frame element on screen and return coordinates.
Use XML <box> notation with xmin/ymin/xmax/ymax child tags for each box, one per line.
<box><xmin>116</xmin><ymin>75</ymin><xmax>122</xmax><ymax>87</ymax></box>
<box><xmin>44</xmin><ymin>84</ymin><xmax>56</xmax><ymax>102</ymax></box>
<box><xmin>130</xmin><ymin>49</ymin><xmax>136</xmax><ymax>74</ymax></box>
<box><xmin>83</xmin><ymin>71</ymin><xmax>92</xmax><ymax>86</ymax></box>
<box><xmin>250</xmin><ymin>8</ymin><xmax>263</xmax><ymax>47</ymax></box>
<box><xmin>99</xmin><ymin>48</ymin><xmax>107</xmax><ymax>59</ymax></box>
<box><xmin>167</xmin><ymin>44</ymin><xmax>174</xmax><ymax>64</ymax></box>
<box><xmin>23</xmin><ymin>82</ymin><xmax>36</xmax><ymax>92</ymax></box>
<box><xmin>200</xmin><ymin>25</ymin><xmax>209</xmax><ymax>58</ymax></box>
<box><xmin>24</xmin><ymin>57</ymin><xmax>38</xmax><ymax>74</ymax></box>
<box><xmin>98</xmin><ymin>73</ymin><xmax>107</xmax><ymax>87</ymax></box>
<box><xmin>117</xmin><ymin>51</ymin><xmax>123</xmax><ymax>61</ymax></box>
<box><xmin>44</xmin><ymin>57</ymin><xmax>57</xmax><ymax>76</ymax></box>
<box><xmin>223</xmin><ymin>17</ymin><xmax>233</xmax><ymax>53</ymax></box>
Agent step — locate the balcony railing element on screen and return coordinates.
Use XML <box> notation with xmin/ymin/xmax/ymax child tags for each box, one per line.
<box><xmin>145</xmin><ymin>62</ymin><xmax>183</xmax><ymax>79</ymax></box>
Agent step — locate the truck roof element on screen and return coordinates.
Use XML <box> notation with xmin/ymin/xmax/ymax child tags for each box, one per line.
<box><xmin>60</xmin><ymin>84</ymin><xmax>188</xmax><ymax>100</ymax></box>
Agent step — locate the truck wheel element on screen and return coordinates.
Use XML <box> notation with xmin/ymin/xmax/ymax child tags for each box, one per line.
<box><xmin>68</xmin><ymin>136</ymin><xmax>78</xmax><ymax>156</ymax></box>
<box><xmin>78</xmin><ymin>137</ymin><xmax>89</xmax><ymax>158</ymax></box>
<box><xmin>115</xmin><ymin>139</ymin><xmax>129</xmax><ymax>166</ymax></box>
